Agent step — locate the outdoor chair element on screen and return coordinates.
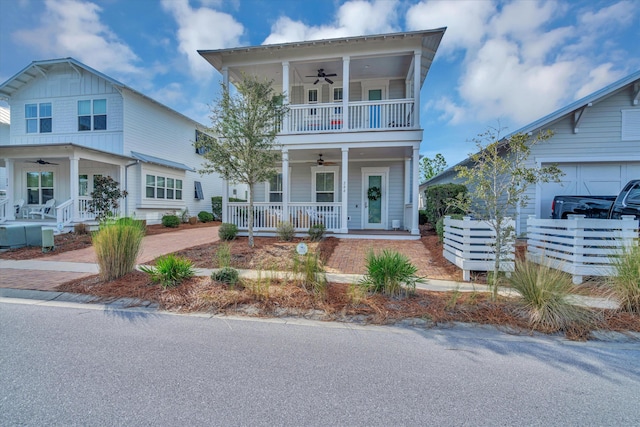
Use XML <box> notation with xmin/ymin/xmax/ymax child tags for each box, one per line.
<box><xmin>14</xmin><ymin>199</ymin><xmax>25</xmax><ymax>217</ymax></box>
<box><xmin>28</xmin><ymin>198</ymin><xmax>56</xmax><ymax>219</ymax></box>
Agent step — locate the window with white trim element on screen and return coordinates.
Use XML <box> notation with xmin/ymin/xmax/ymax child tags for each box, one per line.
<box><xmin>314</xmin><ymin>171</ymin><xmax>335</xmax><ymax>202</ymax></box>
<box><xmin>622</xmin><ymin>109</ymin><xmax>640</xmax><ymax>140</ymax></box>
<box><xmin>78</xmin><ymin>99</ymin><xmax>107</xmax><ymax>131</ymax></box>
<box><xmin>308</xmin><ymin>88</ymin><xmax>318</xmax><ymax>115</ymax></box>
<box><xmin>145</xmin><ymin>174</ymin><xmax>183</xmax><ymax>200</ymax></box>
<box><xmin>26</xmin><ymin>171</ymin><xmax>54</xmax><ymax>204</ymax></box>
<box><xmin>25</xmin><ymin>103</ymin><xmax>52</xmax><ymax>133</ymax></box>
<box><xmin>333</xmin><ymin>87</ymin><xmax>343</xmax><ymax>114</ymax></box>
<box><xmin>269</xmin><ymin>173</ymin><xmax>283</xmax><ymax>202</ymax></box>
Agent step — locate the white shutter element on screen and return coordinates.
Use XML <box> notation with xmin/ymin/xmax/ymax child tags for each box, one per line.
<box><xmin>621</xmin><ymin>109</ymin><xmax>640</xmax><ymax>140</ymax></box>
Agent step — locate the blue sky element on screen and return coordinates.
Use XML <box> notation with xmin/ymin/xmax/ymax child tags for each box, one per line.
<box><xmin>1</xmin><ymin>0</ymin><xmax>638</xmax><ymax>166</ymax></box>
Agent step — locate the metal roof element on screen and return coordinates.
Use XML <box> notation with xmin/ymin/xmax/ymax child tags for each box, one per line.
<box><xmin>131</xmin><ymin>151</ymin><xmax>194</xmax><ymax>171</ymax></box>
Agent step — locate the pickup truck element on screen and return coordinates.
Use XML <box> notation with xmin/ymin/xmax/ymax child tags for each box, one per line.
<box><xmin>551</xmin><ymin>179</ymin><xmax>640</xmax><ymax>220</ymax></box>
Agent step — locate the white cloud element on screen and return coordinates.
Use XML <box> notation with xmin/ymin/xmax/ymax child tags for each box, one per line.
<box><xmin>161</xmin><ymin>0</ymin><xmax>244</xmax><ymax>78</ymax></box>
<box><xmin>12</xmin><ymin>0</ymin><xmax>141</xmax><ymax>77</ymax></box>
<box><xmin>579</xmin><ymin>0</ymin><xmax>636</xmax><ymax>28</ymax></box>
<box><xmin>406</xmin><ymin>0</ymin><xmax>495</xmax><ymax>54</ymax></box>
<box><xmin>263</xmin><ymin>0</ymin><xmax>399</xmax><ymax>44</ymax></box>
<box><xmin>574</xmin><ymin>63</ymin><xmax>624</xmax><ymax>99</ymax></box>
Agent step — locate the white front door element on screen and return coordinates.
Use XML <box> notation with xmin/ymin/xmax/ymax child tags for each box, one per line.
<box><xmin>362</xmin><ymin>168</ymin><xmax>388</xmax><ymax>229</ymax></box>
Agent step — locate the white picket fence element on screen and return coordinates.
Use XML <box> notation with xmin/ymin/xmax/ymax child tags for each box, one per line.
<box><xmin>443</xmin><ymin>216</ymin><xmax>515</xmax><ymax>281</ymax></box>
<box><xmin>527</xmin><ymin>215</ymin><xmax>639</xmax><ymax>284</ymax></box>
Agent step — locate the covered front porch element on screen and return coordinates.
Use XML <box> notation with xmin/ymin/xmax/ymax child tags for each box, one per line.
<box><xmin>221</xmin><ymin>144</ymin><xmax>421</xmax><ymax>239</ymax></box>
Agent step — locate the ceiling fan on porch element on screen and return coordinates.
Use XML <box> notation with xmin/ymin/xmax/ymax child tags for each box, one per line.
<box><xmin>306</xmin><ymin>69</ymin><xmax>337</xmax><ymax>85</ymax></box>
<box><xmin>313</xmin><ymin>154</ymin><xmax>337</xmax><ymax>167</ymax></box>
<box><xmin>25</xmin><ymin>159</ymin><xmax>59</xmax><ymax>165</ymax></box>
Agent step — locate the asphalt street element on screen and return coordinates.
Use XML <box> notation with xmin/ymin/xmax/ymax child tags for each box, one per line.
<box><xmin>1</xmin><ymin>301</ymin><xmax>639</xmax><ymax>426</ymax></box>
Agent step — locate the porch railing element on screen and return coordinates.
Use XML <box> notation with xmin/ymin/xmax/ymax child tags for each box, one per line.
<box><xmin>284</xmin><ymin>99</ymin><xmax>415</xmax><ymax>134</ymax></box>
<box><xmin>227</xmin><ymin>202</ymin><xmax>342</xmax><ymax>231</ymax></box>
<box><xmin>78</xmin><ymin>196</ymin><xmax>120</xmax><ymax>221</ymax></box>
<box><xmin>55</xmin><ymin>199</ymin><xmax>74</xmax><ymax>226</ymax></box>
<box><xmin>0</xmin><ymin>198</ymin><xmax>8</xmax><ymax>223</ymax></box>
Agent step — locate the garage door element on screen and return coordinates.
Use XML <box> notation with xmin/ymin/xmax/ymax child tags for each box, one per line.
<box><xmin>538</xmin><ymin>162</ymin><xmax>640</xmax><ymax>218</ymax></box>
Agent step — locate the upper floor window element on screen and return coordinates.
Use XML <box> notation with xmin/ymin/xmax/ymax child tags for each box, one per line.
<box><xmin>195</xmin><ymin>129</ymin><xmax>210</xmax><ymax>155</ymax></box>
<box><xmin>25</xmin><ymin>103</ymin><xmax>52</xmax><ymax>133</ymax></box>
<box><xmin>333</xmin><ymin>87</ymin><xmax>343</xmax><ymax>114</ymax></box>
<box><xmin>78</xmin><ymin>99</ymin><xmax>107</xmax><ymax>131</ymax></box>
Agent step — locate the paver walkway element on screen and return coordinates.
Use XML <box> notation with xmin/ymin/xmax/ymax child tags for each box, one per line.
<box><xmin>0</xmin><ymin>227</ymin><xmax>220</xmax><ymax>291</ymax></box>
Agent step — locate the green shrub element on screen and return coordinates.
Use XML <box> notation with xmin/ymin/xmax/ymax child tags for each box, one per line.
<box><xmin>609</xmin><ymin>244</ymin><xmax>640</xmax><ymax>313</ymax></box>
<box><xmin>360</xmin><ymin>249</ymin><xmax>425</xmax><ymax>297</ymax></box>
<box><xmin>211</xmin><ymin>266</ymin><xmax>239</xmax><ymax>286</ymax></box>
<box><xmin>424</xmin><ymin>183</ymin><xmax>467</xmax><ymax>225</ymax></box>
<box><xmin>198</xmin><ymin>211</ymin><xmax>214</xmax><ymax>223</ymax></box>
<box><xmin>215</xmin><ymin>242</ymin><xmax>232</xmax><ymax>268</ymax></box>
<box><xmin>162</xmin><ymin>214</ymin><xmax>180</xmax><ymax>228</ymax></box>
<box><xmin>211</xmin><ymin>196</ymin><xmax>247</xmax><ymax>221</ymax></box>
<box><xmin>293</xmin><ymin>252</ymin><xmax>327</xmax><ymax>297</ymax></box>
<box><xmin>93</xmin><ymin>221</ymin><xmax>144</xmax><ymax>281</ymax></box>
<box><xmin>139</xmin><ymin>254</ymin><xmax>195</xmax><ymax>289</ymax></box>
<box><xmin>508</xmin><ymin>259</ymin><xmax>596</xmax><ymax>331</ymax></box>
<box><xmin>116</xmin><ymin>216</ymin><xmax>146</xmax><ymax>231</ymax></box>
<box><xmin>276</xmin><ymin>221</ymin><xmax>295</xmax><ymax>241</ymax></box>
<box><xmin>218</xmin><ymin>223</ymin><xmax>238</xmax><ymax>241</ymax></box>
<box><xmin>418</xmin><ymin>210</ymin><xmax>428</xmax><ymax>225</ymax></box>
<box><xmin>308</xmin><ymin>223</ymin><xmax>326</xmax><ymax>242</ymax></box>
<box><xmin>436</xmin><ymin>214</ymin><xmax>464</xmax><ymax>243</ymax></box>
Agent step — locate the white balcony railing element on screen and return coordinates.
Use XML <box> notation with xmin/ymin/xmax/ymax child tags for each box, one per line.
<box><xmin>227</xmin><ymin>202</ymin><xmax>342</xmax><ymax>231</ymax></box>
<box><xmin>284</xmin><ymin>99</ymin><xmax>415</xmax><ymax>134</ymax></box>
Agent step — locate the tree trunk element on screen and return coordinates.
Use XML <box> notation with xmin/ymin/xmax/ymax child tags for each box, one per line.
<box><xmin>247</xmin><ymin>184</ymin><xmax>254</xmax><ymax>248</ymax></box>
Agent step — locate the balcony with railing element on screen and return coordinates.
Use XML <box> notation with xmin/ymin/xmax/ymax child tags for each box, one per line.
<box><xmin>282</xmin><ymin>99</ymin><xmax>415</xmax><ymax>134</ymax></box>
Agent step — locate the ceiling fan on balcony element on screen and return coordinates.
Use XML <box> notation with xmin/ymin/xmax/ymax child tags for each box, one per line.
<box><xmin>306</xmin><ymin>69</ymin><xmax>337</xmax><ymax>85</ymax></box>
<box><xmin>25</xmin><ymin>159</ymin><xmax>59</xmax><ymax>165</ymax></box>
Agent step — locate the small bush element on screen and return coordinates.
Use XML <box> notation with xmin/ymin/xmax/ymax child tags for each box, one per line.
<box><xmin>508</xmin><ymin>259</ymin><xmax>596</xmax><ymax>331</ymax></box>
<box><xmin>162</xmin><ymin>214</ymin><xmax>180</xmax><ymax>228</ymax></box>
<box><xmin>308</xmin><ymin>223</ymin><xmax>326</xmax><ymax>242</ymax></box>
<box><xmin>360</xmin><ymin>249</ymin><xmax>425</xmax><ymax>297</ymax></box>
<box><xmin>609</xmin><ymin>244</ymin><xmax>640</xmax><ymax>313</ymax></box>
<box><xmin>139</xmin><ymin>254</ymin><xmax>195</xmax><ymax>289</ymax></box>
<box><xmin>424</xmin><ymin>183</ymin><xmax>467</xmax><ymax>225</ymax></box>
<box><xmin>180</xmin><ymin>208</ymin><xmax>190</xmax><ymax>223</ymax></box>
<box><xmin>211</xmin><ymin>266</ymin><xmax>239</xmax><ymax>286</ymax></box>
<box><xmin>198</xmin><ymin>211</ymin><xmax>214</xmax><ymax>223</ymax></box>
<box><xmin>93</xmin><ymin>221</ymin><xmax>144</xmax><ymax>281</ymax></box>
<box><xmin>436</xmin><ymin>214</ymin><xmax>464</xmax><ymax>243</ymax></box>
<box><xmin>74</xmin><ymin>223</ymin><xmax>89</xmax><ymax>235</ymax></box>
<box><xmin>276</xmin><ymin>221</ymin><xmax>295</xmax><ymax>241</ymax></box>
<box><xmin>418</xmin><ymin>210</ymin><xmax>428</xmax><ymax>225</ymax></box>
<box><xmin>215</xmin><ymin>242</ymin><xmax>232</xmax><ymax>268</ymax></box>
<box><xmin>218</xmin><ymin>223</ymin><xmax>238</xmax><ymax>241</ymax></box>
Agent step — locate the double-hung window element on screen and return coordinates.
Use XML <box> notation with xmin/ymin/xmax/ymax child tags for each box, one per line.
<box><xmin>333</xmin><ymin>87</ymin><xmax>343</xmax><ymax>114</ymax></box>
<box><xmin>27</xmin><ymin>171</ymin><xmax>54</xmax><ymax>204</ymax></box>
<box><xmin>315</xmin><ymin>171</ymin><xmax>335</xmax><ymax>202</ymax></box>
<box><xmin>78</xmin><ymin>99</ymin><xmax>107</xmax><ymax>131</ymax></box>
<box><xmin>145</xmin><ymin>174</ymin><xmax>183</xmax><ymax>200</ymax></box>
<box><xmin>25</xmin><ymin>103</ymin><xmax>52</xmax><ymax>133</ymax></box>
<box><xmin>269</xmin><ymin>173</ymin><xmax>283</xmax><ymax>202</ymax></box>
<box><xmin>308</xmin><ymin>89</ymin><xmax>318</xmax><ymax>116</ymax></box>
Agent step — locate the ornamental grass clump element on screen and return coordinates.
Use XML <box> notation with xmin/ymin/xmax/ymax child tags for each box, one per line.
<box><xmin>93</xmin><ymin>220</ymin><xmax>145</xmax><ymax>281</ymax></box>
<box><xmin>211</xmin><ymin>267</ymin><xmax>239</xmax><ymax>286</ymax></box>
<box><xmin>608</xmin><ymin>243</ymin><xmax>640</xmax><ymax>313</ymax></box>
<box><xmin>276</xmin><ymin>221</ymin><xmax>295</xmax><ymax>242</ymax></box>
<box><xmin>360</xmin><ymin>249</ymin><xmax>425</xmax><ymax>297</ymax></box>
<box><xmin>139</xmin><ymin>254</ymin><xmax>195</xmax><ymax>289</ymax></box>
<box><xmin>508</xmin><ymin>259</ymin><xmax>596</xmax><ymax>331</ymax></box>
<box><xmin>293</xmin><ymin>252</ymin><xmax>327</xmax><ymax>298</ymax></box>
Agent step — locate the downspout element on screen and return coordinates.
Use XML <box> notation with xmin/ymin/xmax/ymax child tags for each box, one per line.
<box><xmin>124</xmin><ymin>160</ymin><xmax>140</xmax><ymax>216</ymax></box>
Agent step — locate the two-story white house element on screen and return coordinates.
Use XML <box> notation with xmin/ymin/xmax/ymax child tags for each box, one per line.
<box><xmin>198</xmin><ymin>28</ymin><xmax>446</xmax><ymax>238</ymax></box>
<box><xmin>0</xmin><ymin>58</ymin><xmax>242</xmax><ymax>227</ymax></box>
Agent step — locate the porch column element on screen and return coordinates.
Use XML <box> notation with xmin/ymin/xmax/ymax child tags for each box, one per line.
<box><xmin>411</xmin><ymin>147</ymin><xmax>420</xmax><ymax>235</ymax></box>
<box><xmin>413</xmin><ymin>50</ymin><xmax>421</xmax><ymax>127</ymax></box>
<box><xmin>5</xmin><ymin>158</ymin><xmax>15</xmax><ymax>220</ymax></box>
<box><xmin>342</xmin><ymin>56</ymin><xmax>350</xmax><ymax>131</ymax></box>
<box><xmin>222</xmin><ymin>180</ymin><xmax>229</xmax><ymax>223</ymax></box>
<box><xmin>282</xmin><ymin>61</ymin><xmax>289</xmax><ymax>133</ymax></box>
<box><xmin>404</xmin><ymin>157</ymin><xmax>411</xmax><ymax>206</ymax></box>
<box><xmin>70</xmin><ymin>156</ymin><xmax>79</xmax><ymax>221</ymax></box>
<box><xmin>222</xmin><ymin>66</ymin><xmax>229</xmax><ymax>88</ymax></box>
<box><xmin>341</xmin><ymin>148</ymin><xmax>349</xmax><ymax>233</ymax></box>
<box><xmin>281</xmin><ymin>148</ymin><xmax>289</xmax><ymax>221</ymax></box>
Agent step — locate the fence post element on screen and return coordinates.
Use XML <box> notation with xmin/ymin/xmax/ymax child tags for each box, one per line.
<box><xmin>567</xmin><ymin>214</ymin><xmax>585</xmax><ymax>284</ymax></box>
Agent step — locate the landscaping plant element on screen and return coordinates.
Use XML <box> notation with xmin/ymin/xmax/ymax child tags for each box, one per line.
<box><xmin>87</xmin><ymin>176</ymin><xmax>127</xmax><ymax>222</ymax></box>
<box><xmin>198</xmin><ymin>211</ymin><xmax>214</xmax><ymax>223</ymax></box>
<box><xmin>360</xmin><ymin>249</ymin><xmax>425</xmax><ymax>297</ymax></box>
<box><xmin>139</xmin><ymin>254</ymin><xmax>195</xmax><ymax>288</ymax></box>
<box><xmin>162</xmin><ymin>214</ymin><xmax>180</xmax><ymax>228</ymax></box>
<box><xmin>308</xmin><ymin>223</ymin><xmax>326</xmax><ymax>242</ymax></box>
<box><xmin>293</xmin><ymin>251</ymin><xmax>327</xmax><ymax>298</ymax></box>
<box><xmin>93</xmin><ymin>219</ymin><xmax>144</xmax><ymax>281</ymax></box>
<box><xmin>215</xmin><ymin>242</ymin><xmax>232</xmax><ymax>268</ymax></box>
<box><xmin>211</xmin><ymin>266</ymin><xmax>239</xmax><ymax>286</ymax></box>
<box><xmin>276</xmin><ymin>221</ymin><xmax>295</xmax><ymax>242</ymax></box>
<box><xmin>218</xmin><ymin>223</ymin><xmax>238</xmax><ymax>241</ymax></box>
<box><xmin>508</xmin><ymin>259</ymin><xmax>596</xmax><ymax>331</ymax></box>
<box><xmin>609</xmin><ymin>243</ymin><xmax>640</xmax><ymax>313</ymax></box>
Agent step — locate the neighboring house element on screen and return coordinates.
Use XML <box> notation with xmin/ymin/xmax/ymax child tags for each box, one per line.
<box><xmin>422</xmin><ymin>70</ymin><xmax>640</xmax><ymax>234</ymax></box>
<box><xmin>198</xmin><ymin>28</ymin><xmax>446</xmax><ymax>238</ymax></box>
<box><xmin>0</xmin><ymin>58</ymin><xmax>243</xmax><ymax>225</ymax></box>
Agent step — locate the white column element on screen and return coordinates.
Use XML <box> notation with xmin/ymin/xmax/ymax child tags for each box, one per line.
<box><xmin>222</xmin><ymin>180</ymin><xmax>229</xmax><ymax>223</ymax></box>
<box><xmin>404</xmin><ymin>157</ymin><xmax>411</xmax><ymax>206</ymax></box>
<box><xmin>341</xmin><ymin>148</ymin><xmax>349</xmax><ymax>233</ymax></box>
<box><xmin>413</xmin><ymin>51</ymin><xmax>421</xmax><ymax>127</ymax></box>
<box><xmin>70</xmin><ymin>156</ymin><xmax>79</xmax><ymax>221</ymax></box>
<box><xmin>411</xmin><ymin>147</ymin><xmax>420</xmax><ymax>235</ymax></box>
<box><xmin>282</xmin><ymin>61</ymin><xmax>289</xmax><ymax>133</ymax></box>
<box><xmin>342</xmin><ymin>56</ymin><xmax>350</xmax><ymax>131</ymax></box>
<box><xmin>222</xmin><ymin>66</ymin><xmax>229</xmax><ymax>87</ymax></box>
<box><xmin>5</xmin><ymin>159</ymin><xmax>15</xmax><ymax>220</ymax></box>
<box><xmin>281</xmin><ymin>148</ymin><xmax>289</xmax><ymax>221</ymax></box>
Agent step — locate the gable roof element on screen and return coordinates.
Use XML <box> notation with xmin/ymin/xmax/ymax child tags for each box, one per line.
<box><xmin>0</xmin><ymin>57</ymin><xmax>205</xmax><ymax>128</ymax></box>
<box><xmin>422</xmin><ymin>69</ymin><xmax>640</xmax><ymax>186</ymax></box>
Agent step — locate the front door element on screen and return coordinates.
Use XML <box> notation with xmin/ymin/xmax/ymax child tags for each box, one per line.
<box><xmin>363</xmin><ymin>169</ymin><xmax>387</xmax><ymax>229</ymax></box>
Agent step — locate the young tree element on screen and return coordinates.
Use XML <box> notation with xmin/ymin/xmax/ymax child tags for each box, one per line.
<box><xmin>196</xmin><ymin>75</ymin><xmax>288</xmax><ymax>247</ymax></box>
<box><xmin>88</xmin><ymin>176</ymin><xmax>128</xmax><ymax>222</ymax></box>
<box><xmin>454</xmin><ymin>127</ymin><xmax>562</xmax><ymax>300</ymax></box>
<box><xmin>420</xmin><ymin>153</ymin><xmax>447</xmax><ymax>182</ymax></box>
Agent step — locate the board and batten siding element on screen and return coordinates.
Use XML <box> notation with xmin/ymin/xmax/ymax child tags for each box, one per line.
<box><xmin>8</xmin><ymin>64</ymin><xmax>124</xmax><ymax>153</ymax></box>
<box><xmin>121</xmin><ymin>89</ymin><xmax>224</xmax><ymax>221</ymax></box>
